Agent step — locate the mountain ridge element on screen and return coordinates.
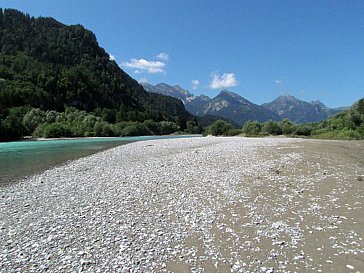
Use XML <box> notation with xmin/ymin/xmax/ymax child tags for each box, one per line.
<box><xmin>262</xmin><ymin>95</ymin><xmax>343</xmax><ymax>123</ymax></box>
<box><xmin>142</xmin><ymin>83</ymin><xmax>346</xmax><ymax>125</ymax></box>
<box><xmin>142</xmin><ymin>83</ymin><xmax>280</xmax><ymax>126</ymax></box>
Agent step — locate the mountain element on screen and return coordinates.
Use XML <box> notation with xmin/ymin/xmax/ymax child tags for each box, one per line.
<box><xmin>200</xmin><ymin>90</ymin><xmax>280</xmax><ymax>126</ymax></box>
<box><xmin>311</xmin><ymin>100</ymin><xmax>348</xmax><ymax>114</ymax></box>
<box><xmin>185</xmin><ymin>94</ymin><xmax>211</xmax><ymax>116</ymax></box>
<box><xmin>141</xmin><ymin>82</ymin><xmax>210</xmax><ymax>118</ymax></box>
<box><xmin>141</xmin><ymin>82</ymin><xmax>196</xmax><ymax>103</ymax></box>
<box><xmin>142</xmin><ymin>83</ymin><xmax>280</xmax><ymax>126</ymax></box>
<box><xmin>262</xmin><ymin>95</ymin><xmax>343</xmax><ymax>123</ymax></box>
<box><xmin>0</xmin><ymin>9</ymin><xmax>191</xmax><ymax>139</ymax></box>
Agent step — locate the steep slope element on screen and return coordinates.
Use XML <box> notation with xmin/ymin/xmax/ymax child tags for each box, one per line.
<box><xmin>0</xmin><ymin>9</ymin><xmax>191</xmax><ymax>139</ymax></box>
<box><xmin>201</xmin><ymin>90</ymin><xmax>280</xmax><ymax>126</ymax></box>
<box><xmin>262</xmin><ymin>95</ymin><xmax>332</xmax><ymax>123</ymax></box>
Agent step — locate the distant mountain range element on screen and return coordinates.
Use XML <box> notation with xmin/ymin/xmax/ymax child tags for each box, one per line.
<box><xmin>142</xmin><ymin>83</ymin><xmax>347</xmax><ymax>126</ymax></box>
<box><xmin>261</xmin><ymin>96</ymin><xmax>345</xmax><ymax>124</ymax></box>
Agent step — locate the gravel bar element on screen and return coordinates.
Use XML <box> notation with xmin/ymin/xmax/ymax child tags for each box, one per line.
<box><xmin>0</xmin><ymin>137</ymin><xmax>363</xmax><ymax>272</ymax></box>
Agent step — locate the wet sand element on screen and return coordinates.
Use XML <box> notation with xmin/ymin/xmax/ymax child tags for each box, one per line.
<box><xmin>0</xmin><ymin>137</ymin><xmax>363</xmax><ymax>272</ymax></box>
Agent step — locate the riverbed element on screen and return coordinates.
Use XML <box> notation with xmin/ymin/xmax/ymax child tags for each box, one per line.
<box><xmin>0</xmin><ymin>135</ymin><xmax>197</xmax><ymax>185</ymax></box>
<box><xmin>0</xmin><ymin>137</ymin><xmax>363</xmax><ymax>272</ymax></box>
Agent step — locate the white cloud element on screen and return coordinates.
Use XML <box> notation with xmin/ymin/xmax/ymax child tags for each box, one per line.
<box><xmin>156</xmin><ymin>52</ymin><xmax>169</xmax><ymax>61</ymax></box>
<box><xmin>209</xmin><ymin>73</ymin><xmax>238</xmax><ymax>89</ymax></box>
<box><xmin>122</xmin><ymin>58</ymin><xmax>165</xmax><ymax>74</ymax></box>
<box><xmin>275</xmin><ymin>79</ymin><xmax>283</xmax><ymax>85</ymax></box>
<box><xmin>109</xmin><ymin>54</ymin><xmax>116</xmax><ymax>61</ymax></box>
<box><xmin>192</xmin><ymin>79</ymin><xmax>200</xmax><ymax>90</ymax></box>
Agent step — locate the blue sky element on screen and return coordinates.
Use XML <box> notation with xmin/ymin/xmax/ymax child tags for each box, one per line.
<box><xmin>2</xmin><ymin>0</ymin><xmax>364</xmax><ymax>107</ymax></box>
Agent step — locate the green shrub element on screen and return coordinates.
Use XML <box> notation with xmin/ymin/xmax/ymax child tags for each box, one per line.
<box><xmin>336</xmin><ymin>129</ymin><xmax>361</xmax><ymax>140</ymax></box>
<box><xmin>280</xmin><ymin>119</ymin><xmax>294</xmax><ymax>135</ymax></box>
<box><xmin>100</xmin><ymin>124</ymin><xmax>115</xmax><ymax>137</ymax></box>
<box><xmin>41</xmin><ymin>122</ymin><xmax>73</xmax><ymax>138</ymax></box>
<box><xmin>261</xmin><ymin>121</ymin><xmax>282</xmax><ymax>135</ymax></box>
<box><xmin>84</xmin><ymin>131</ymin><xmax>96</xmax><ymax>137</ymax></box>
<box><xmin>159</xmin><ymin>121</ymin><xmax>178</xmax><ymax>135</ymax></box>
<box><xmin>293</xmin><ymin>125</ymin><xmax>312</xmax><ymax>136</ymax></box>
<box><xmin>120</xmin><ymin>123</ymin><xmax>151</xmax><ymax>136</ymax></box>
<box><xmin>242</xmin><ymin>120</ymin><xmax>261</xmax><ymax>135</ymax></box>
<box><xmin>310</xmin><ymin>130</ymin><xmax>338</xmax><ymax>139</ymax></box>
<box><xmin>204</xmin><ymin>120</ymin><xmax>235</xmax><ymax>136</ymax></box>
<box><xmin>226</xmin><ymin>128</ymin><xmax>242</xmax><ymax>136</ymax></box>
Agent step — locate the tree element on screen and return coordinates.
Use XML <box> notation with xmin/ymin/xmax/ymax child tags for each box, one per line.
<box><xmin>242</xmin><ymin>120</ymin><xmax>261</xmax><ymax>135</ymax></box>
<box><xmin>186</xmin><ymin>117</ymin><xmax>201</xmax><ymax>134</ymax></box>
<box><xmin>42</xmin><ymin>122</ymin><xmax>72</xmax><ymax>138</ymax></box>
<box><xmin>206</xmin><ymin>120</ymin><xmax>235</xmax><ymax>136</ymax></box>
<box><xmin>280</xmin><ymin>119</ymin><xmax>294</xmax><ymax>135</ymax></box>
<box><xmin>2</xmin><ymin>107</ymin><xmax>27</xmax><ymax>139</ymax></box>
<box><xmin>261</xmin><ymin>121</ymin><xmax>282</xmax><ymax>135</ymax></box>
<box><xmin>293</xmin><ymin>124</ymin><xmax>313</xmax><ymax>136</ymax></box>
<box><xmin>23</xmin><ymin>108</ymin><xmax>46</xmax><ymax>132</ymax></box>
<box><xmin>120</xmin><ymin>123</ymin><xmax>151</xmax><ymax>136</ymax></box>
<box><xmin>45</xmin><ymin>110</ymin><xmax>59</xmax><ymax>123</ymax></box>
<box><xmin>344</xmin><ymin>110</ymin><xmax>361</xmax><ymax>130</ymax></box>
<box><xmin>159</xmin><ymin>121</ymin><xmax>178</xmax><ymax>135</ymax></box>
<box><xmin>101</xmin><ymin>123</ymin><xmax>115</xmax><ymax>137</ymax></box>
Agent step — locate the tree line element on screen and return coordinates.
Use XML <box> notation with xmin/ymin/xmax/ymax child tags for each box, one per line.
<box><xmin>0</xmin><ymin>106</ymin><xmax>202</xmax><ymax>139</ymax></box>
<box><xmin>204</xmin><ymin>99</ymin><xmax>364</xmax><ymax>140</ymax></box>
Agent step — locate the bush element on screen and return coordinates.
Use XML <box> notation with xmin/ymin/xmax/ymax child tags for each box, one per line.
<box><xmin>185</xmin><ymin>117</ymin><xmax>201</xmax><ymax>134</ymax></box>
<box><xmin>226</xmin><ymin>128</ymin><xmax>242</xmax><ymax>136</ymax></box>
<box><xmin>204</xmin><ymin>120</ymin><xmax>235</xmax><ymax>136</ymax></box>
<box><xmin>280</xmin><ymin>119</ymin><xmax>294</xmax><ymax>135</ymax></box>
<box><xmin>143</xmin><ymin>120</ymin><xmax>159</xmax><ymax>134</ymax></box>
<box><xmin>23</xmin><ymin>108</ymin><xmax>46</xmax><ymax>132</ymax></box>
<box><xmin>94</xmin><ymin>122</ymin><xmax>103</xmax><ymax>136</ymax></box>
<box><xmin>159</xmin><ymin>121</ymin><xmax>179</xmax><ymax>135</ymax></box>
<box><xmin>242</xmin><ymin>120</ymin><xmax>261</xmax><ymax>135</ymax></box>
<box><xmin>120</xmin><ymin>123</ymin><xmax>152</xmax><ymax>136</ymax></box>
<box><xmin>101</xmin><ymin>124</ymin><xmax>115</xmax><ymax>137</ymax></box>
<box><xmin>336</xmin><ymin>129</ymin><xmax>361</xmax><ymax>140</ymax></box>
<box><xmin>293</xmin><ymin>125</ymin><xmax>312</xmax><ymax>136</ymax></box>
<box><xmin>39</xmin><ymin>122</ymin><xmax>73</xmax><ymax>138</ymax></box>
<box><xmin>261</xmin><ymin>121</ymin><xmax>282</xmax><ymax>135</ymax></box>
<box><xmin>84</xmin><ymin>131</ymin><xmax>96</xmax><ymax>137</ymax></box>
<box><xmin>310</xmin><ymin>129</ymin><xmax>338</xmax><ymax>139</ymax></box>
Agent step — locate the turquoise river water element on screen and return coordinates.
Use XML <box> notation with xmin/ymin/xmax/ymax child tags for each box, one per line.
<box><xmin>0</xmin><ymin>135</ymin><xmax>198</xmax><ymax>185</ymax></box>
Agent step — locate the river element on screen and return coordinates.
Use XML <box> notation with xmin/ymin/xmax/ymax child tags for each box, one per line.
<box><xmin>0</xmin><ymin>135</ymin><xmax>198</xmax><ymax>185</ymax></box>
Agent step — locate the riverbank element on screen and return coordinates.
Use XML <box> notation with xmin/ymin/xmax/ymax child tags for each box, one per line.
<box><xmin>0</xmin><ymin>137</ymin><xmax>363</xmax><ymax>272</ymax></box>
<box><xmin>0</xmin><ymin>135</ymin><xmax>200</xmax><ymax>185</ymax></box>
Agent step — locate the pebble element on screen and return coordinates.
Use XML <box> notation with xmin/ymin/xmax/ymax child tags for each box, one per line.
<box><xmin>0</xmin><ymin>137</ymin><xmax>363</xmax><ymax>273</ymax></box>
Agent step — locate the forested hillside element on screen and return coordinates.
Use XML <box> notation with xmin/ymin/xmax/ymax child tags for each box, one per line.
<box><xmin>0</xmin><ymin>9</ymin><xmax>191</xmax><ymax>140</ymax></box>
